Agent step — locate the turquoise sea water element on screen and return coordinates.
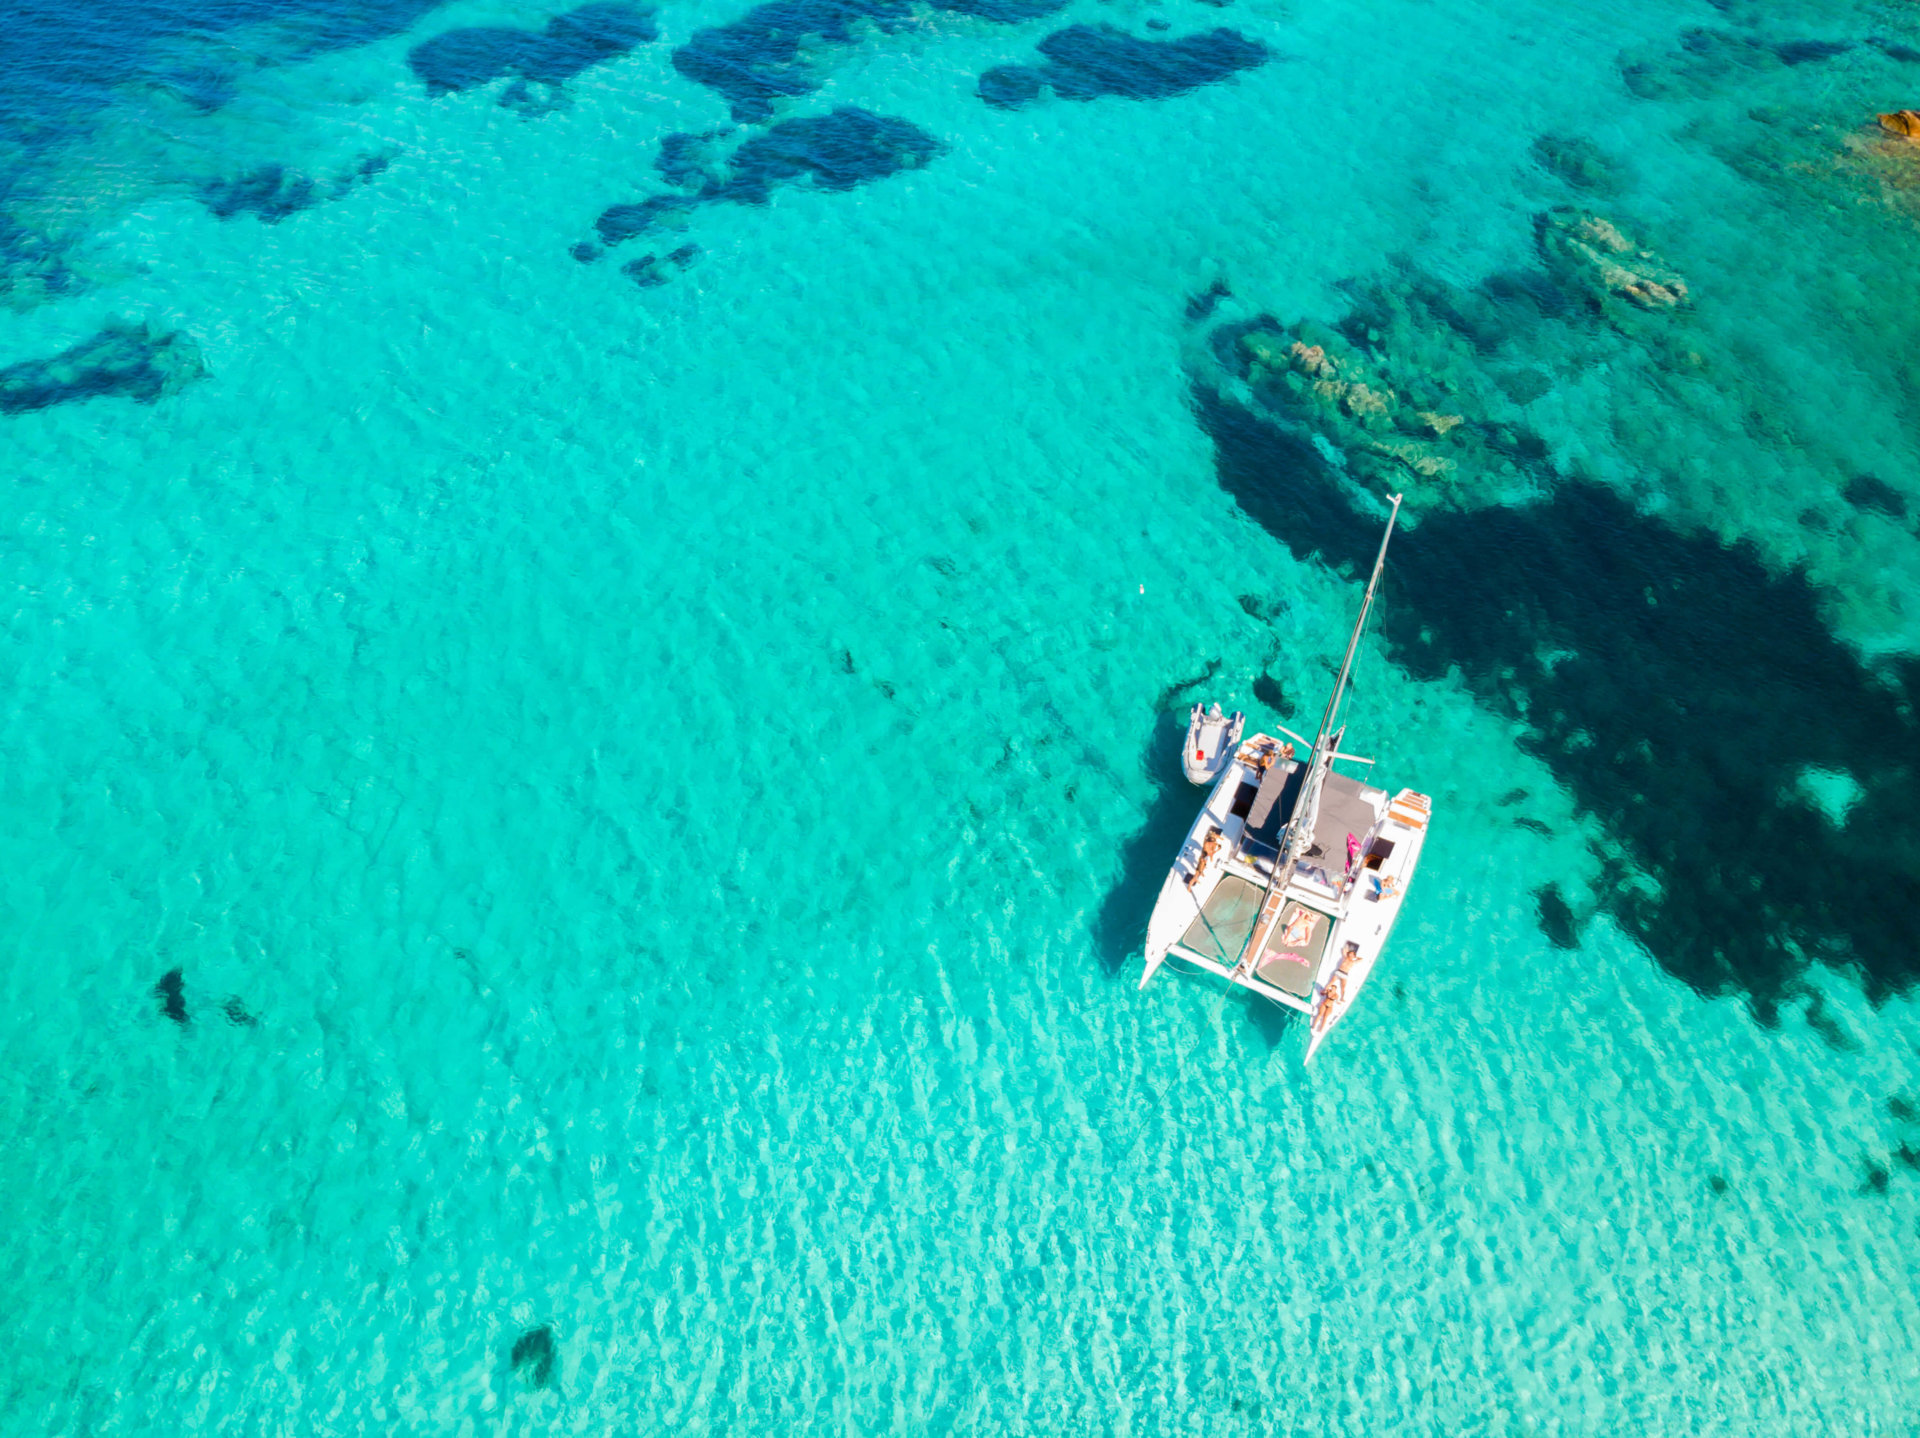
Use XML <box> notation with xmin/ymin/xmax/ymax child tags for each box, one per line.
<box><xmin>4</xmin><ymin>0</ymin><xmax>1920</xmax><ymax>1429</ymax></box>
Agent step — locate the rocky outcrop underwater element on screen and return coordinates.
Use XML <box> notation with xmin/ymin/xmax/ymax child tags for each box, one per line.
<box><xmin>583</xmin><ymin>108</ymin><xmax>944</xmax><ymax>270</ymax></box>
<box><xmin>979</xmin><ymin>25</ymin><xmax>1268</xmax><ymax>108</ymax></box>
<box><xmin>0</xmin><ymin>319</ymin><xmax>207</xmax><ymax>415</ymax></box>
<box><xmin>1208</xmin><ymin>205</ymin><xmax>1692</xmax><ymax>515</ymax></box>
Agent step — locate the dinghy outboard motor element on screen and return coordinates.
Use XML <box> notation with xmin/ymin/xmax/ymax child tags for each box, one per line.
<box><xmin>1182</xmin><ymin>701</ymin><xmax>1245</xmax><ymax>786</ymax></box>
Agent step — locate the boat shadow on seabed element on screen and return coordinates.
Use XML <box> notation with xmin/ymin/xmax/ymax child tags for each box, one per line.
<box><xmin>1190</xmin><ymin>383</ymin><xmax>1920</xmax><ymax>1032</ymax></box>
<box><xmin>1092</xmin><ymin>724</ymin><xmax>1301</xmax><ymax>1051</ymax></box>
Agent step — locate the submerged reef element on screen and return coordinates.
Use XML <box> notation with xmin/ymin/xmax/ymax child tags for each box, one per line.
<box><xmin>593</xmin><ymin>108</ymin><xmax>943</xmax><ymax>248</ymax></box>
<box><xmin>1619</xmin><ymin>27</ymin><xmax>1856</xmax><ymax>102</ymax></box>
<box><xmin>409</xmin><ymin>4</ymin><xmax>658</xmax><ymax>108</ymax></box>
<box><xmin>0</xmin><ymin>215</ymin><xmax>82</xmax><ymax>312</ymax></box>
<box><xmin>154</xmin><ymin>968</ymin><xmax>188</xmax><ymax>1025</ymax></box>
<box><xmin>0</xmin><ymin>319</ymin><xmax>207</xmax><ymax>415</ymax></box>
<box><xmin>675</xmin><ymin>0</ymin><xmax>1067</xmax><ymax>122</ymax></box>
<box><xmin>1234</xmin><ymin>325</ymin><xmax>1478</xmax><ymax>503</ymax></box>
<box><xmin>197</xmin><ymin>154</ymin><xmax>390</xmax><ymax>223</ymax></box>
<box><xmin>979</xmin><ymin>25</ymin><xmax>1268</xmax><ymax>108</ymax></box>
<box><xmin>1530</xmin><ymin>134</ymin><xmax>1632</xmax><ymax>197</ymax></box>
<box><xmin>1536</xmin><ymin>208</ymin><xmax>1688</xmax><ymax>311</ymax></box>
<box><xmin>622</xmin><ymin>243</ymin><xmax>700</xmax><ymax>286</ymax></box>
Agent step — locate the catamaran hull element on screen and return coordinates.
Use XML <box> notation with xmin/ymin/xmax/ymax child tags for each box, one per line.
<box><xmin>1141</xmin><ymin>755</ymin><xmax>1247</xmax><ymax>986</ymax></box>
<box><xmin>1304</xmin><ymin>789</ymin><xmax>1431</xmax><ymax>1061</ymax></box>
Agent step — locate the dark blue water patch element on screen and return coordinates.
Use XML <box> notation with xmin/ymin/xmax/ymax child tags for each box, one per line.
<box><xmin>621</xmin><ymin>243</ymin><xmax>700</xmax><ymax>286</ymax></box>
<box><xmin>673</xmin><ymin>0</ymin><xmax>1065</xmax><ymax>123</ymax></box>
<box><xmin>221</xmin><ymin>996</ymin><xmax>258</xmax><ymax>1027</ymax></box>
<box><xmin>1773</xmin><ymin>37</ymin><xmax>1853</xmax><ymax>65</ymax></box>
<box><xmin>1090</xmin><ymin>732</ymin><xmax>1206</xmax><ymax>976</ymax></box>
<box><xmin>672</xmin><ymin>0</ymin><xmax>912</xmax><ymax>123</ymax></box>
<box><xmin>1185</xmin><ymin>278</ymin><xmax>1233</xmax><ymax>323</ymax></box>
<box><xmin>0</xmin><ymin>213</ymin><xmax>81</xmax><ymax>309</ymax></box>
<box><xmin>656</xmin><ymin>130</ymin><xmax>734</xmax><ymax>189</ymax></box>
<box><xmin>978</xmin><ymin>24</ymin><xmax>1267</xmax><ymax>108</ymax></box>
<box><xmin>1192</xmin><ymin>381</ymin><xmax>1920</xmax><ymax>1028</ymax></box>
<box><xmin>1535</xmin><ymin>884</ymin><xmax>1580</xmax><ymax>949</ymax></box>
<box><xmin>596</xmin><ymin>195</ymin><xmax>697</xmax><ymax>245</ymax></box>
<box><xmin>1870</xmin><ymin>36</ymin><xmax>1920</xmax><ymax>63</ymax></box>
<box><xmin>1250</xmin><ymin>672</ymin><xmax>1291</xmax><ymax>713</ymax></box>
<box><xmin>197</xmin><ymin>154</ymin><xmax>388</xmax><ymax>223</ymax></box>
<box><xmin>0</xmin><ymin>319</ymin><xmax>207</xmax><ymax>416</ymax></box>
<box><xmin>1845</xmin><ymin>473</ymin><xmax>1909</xmax><ymax>522</ymax></box>
<box><xmin>1530</xmin><ymin>134</ymin><xmax>1631</xmax><ymax>197</ymax></box>
<box><xmin>202</xmin><ymin>165</ymin><xmax>317</xmax><ymax>221</ymax></box>
<box><xmin>593</xmin><ymin>108</ymin><xmax>942</xmax><ymax>247</ymax></box>
<box><xmin>1620</xmin><ymin>27</ymin><xmax>1858</xmax><ymax>100</ymax></box>
<box><xmin>153</xmin><ymin>967</ymin><xmax>187</xmax><ymax>1025</ymax></box>
<box><xmin>511</xmin><ymin>1325</ymin><xmax>557</xmax><ymax>1389</ymax></box>
<box><xmin>408</xmin><ymin>4</ymin><xmax>657</xmax><ymax>103</ymax></box>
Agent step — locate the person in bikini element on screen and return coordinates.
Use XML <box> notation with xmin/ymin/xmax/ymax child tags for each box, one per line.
<box><xmin>1185</xmin><ymin>828</ymin><xmax>1224</xmax><ymax>889</ymax></box>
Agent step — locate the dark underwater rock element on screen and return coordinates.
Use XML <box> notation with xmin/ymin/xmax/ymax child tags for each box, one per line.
<box><xmin>596</xmin><ymin>195</ymin><xmax>696</xmax><ymax>245</ymax></box>
<box><xmin>1251</xmin><ymin>673</ymin><xmax>1291</xmax><ymax>713</ymax></box>
<box><xmin>1620</xmin><ymin>27</ymin><xmax>1854</xmax><ymax>102</ymax></box>
<box><xmin>198</xmin><ymin>154</ymin><xmax>389</xmax><ymax>223</ymax></box>
<box><xmin>621</xmin><ymin>243</ymin><xmax>699</xmax><ymax>287</ymax></box>
<box><xmin>1535</xmin><ymin>884</ymin><xmax>1580</xmax><ymax>950</ymax></box>
<box><xmin>592</xmin><ymin>108</ymin><xmax>943</xmax><ymax>247</ymax></box>
<box><xmin>0</xmin><ymin>215</ymin><xmax>82</xmax><ymax>312</ymax></box>
<box><xmin>199</xmin><ymin>164</ymin><xmax>319</xmax><ymax>222</ymax></box>
<box><xmin>0</xmin><ymin>319</ymin><xmax>208</xmax><ymax>415</ymax></box>
<box><xmin>221</xmin><ymin>996</ymin><xmax>258</xmax><ymax>1027</ymax></box>
<box><xmin>511</xmin><ymin>1325</ymin><xmax>557</xmax><ymax>1389</ymax></box>
<box><xmin>724</xmin><ymin>108</ymin><xmax>941</xmax><ymax>199</ymax></box>
<box><xmin>1870</xmin><ymin>37</ymin><xmax>1920</xmax><ymax>64</ymax></box>
<box><xmin>979</xmin><ymin>24</ymin><xmax>1267</xmax><ymax>108</ymax></box>
<box><xmin>1845</xmin><ymin>473</ymin><xmax>1908</xmax><ymax>519</ymax></box>
<box><xmin>656</xmin><ymin>130</ymin><xmax>732</xmax><ymax>189</ymax></box>
<box><xmin>1185</xmin><ymin>277</ymin><xmax>1232</xmax><ymax>322</ymax></box>
<box><xmin>155</xmin><ymin>968</ymin><xmax>187</xmax><ymax>1025</ymax></box>
<box><xmin>673</xmin><ymin>0</ymin><xmax>915</xmax><ymax>122</ymax></box>
<box><xmin>1530</xmin><ymin>134</ymin><xmax>1630</xmax><ymax>196</ymax></box>
<box><xmin>674</xmin><ymin>0</ymin><xmax>1066</xmax><ymax>121</ymax></box>
<box><xmin>979</xmin><ymin>65</ymin><xmax>1044</xmax><ymax>107</ymax></box>
<box><xmin>1774</xmin><ymin>38</ymin><xmax>1853</xmax><ymax>66</ymax></box>
<box><xmin>410</xmin><ymin>4</ymin><xmax>657</xmax><ymax>101</ymax></box>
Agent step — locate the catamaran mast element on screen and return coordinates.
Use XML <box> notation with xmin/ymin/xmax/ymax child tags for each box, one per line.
<box><xmin>1224</xmin><ymin>494</ymin><xmax>1406</xmax><ymax>983</ymax></box>
<box><xmin>1277</xmin><ymin>492</ymin><xmax>1404</xmax><ymax>872</ymax></box>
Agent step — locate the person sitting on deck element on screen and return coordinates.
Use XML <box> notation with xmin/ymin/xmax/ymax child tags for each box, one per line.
<box><xmin>1319</xmin><ymin>943</ymin><xmax>1362</xmax><ymax>1019</ymax></box>
<box><xmin>1185</xmin><ymin>828</ymin><xmax>1223</xmax><ymax>889</ymax></box>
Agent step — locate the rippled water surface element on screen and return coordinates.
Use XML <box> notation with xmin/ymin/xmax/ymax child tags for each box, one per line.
<box><xmin>4</xmin><ymin>0</ymin><xmax>1920</xmax><ymax>1430</ymax></box>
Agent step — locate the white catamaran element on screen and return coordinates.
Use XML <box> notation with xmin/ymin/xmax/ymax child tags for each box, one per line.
<box><xmin>1139</xmin><ymin>495</ymin><xmax>1431</xmax><ymax>1061</ymax></box>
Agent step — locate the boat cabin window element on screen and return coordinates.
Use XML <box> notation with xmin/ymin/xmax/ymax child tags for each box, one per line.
<box><xmin>1364</xmin><ymin>837</ymin><xmax>1395</xmax><ymax>871</ymax></box>
<box><xmin>1230</xmin><ymin>781</ymin><xmax>1259</xmax><ymax>819</ymax></box>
